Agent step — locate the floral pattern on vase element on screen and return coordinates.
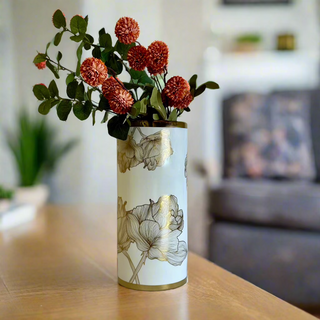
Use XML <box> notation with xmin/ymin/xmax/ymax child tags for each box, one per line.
<box><xmin>117</xmin><ymin>128</ymin><xmax>173</xmax><ymax>173</ymax></box>
<box><xmin>117</xmin><ymin>195</ymin><xmax>187</xmax><ymax>284</ymax></box>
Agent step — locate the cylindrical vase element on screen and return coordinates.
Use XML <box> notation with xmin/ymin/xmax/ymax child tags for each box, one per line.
<box><xmin>117</xmin><ymin>120</ymin><xmax>188</xmax><ymax>291</ymax></box>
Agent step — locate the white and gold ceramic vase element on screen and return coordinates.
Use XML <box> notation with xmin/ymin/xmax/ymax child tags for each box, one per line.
<box><xmin>117</xmin><ymin>120</ymin><xmax>188</xmax><ymax>291</ymax></box>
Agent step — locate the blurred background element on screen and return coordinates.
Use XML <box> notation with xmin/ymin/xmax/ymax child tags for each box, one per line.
<box><xmin>1</xmin><ymin>0</ymin><xmax>320</xmax><ymax>312</ymax></box>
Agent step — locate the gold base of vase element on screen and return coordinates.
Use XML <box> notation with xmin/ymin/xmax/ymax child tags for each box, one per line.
<box><xmin>118</xmin><ymin>277</ymin><xmax>188</xmax><ymax>291</ymax></box>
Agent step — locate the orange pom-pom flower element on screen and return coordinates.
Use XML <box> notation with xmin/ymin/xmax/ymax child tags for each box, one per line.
<box><xmin>115</xmin><ymin>17</ymin><xmax>140</xmax><ymax>45</ymax></box>
<box><xmin>35</xmin><ymin>61</ymin><xmax>46</xmax><ymax>70</ymax></box>
<box><xmin>147</xmin><ymin>41</ymin><xmax>169</xmax><ymax>75</ymax></box>
<box><xmin>80</xmin><ymin>57</ymin><xmax>108</xmax><ymax>87</ymax></box>
<box><xmin>171</xmin><ymin>91</ymin><xmax>193</xmax><ymax>109</ymax></box>
<box><xmin>127</xmin><ymin>46</ymin><xmax>148</xmax><ymax>71</ymax></box>
<box><xmin>108</xmin><ymin>89</ymin><xmax>134</xmax><ymax>114</ymax></box>
<box><xmin>102</xmin><ymin>77</ymin><xmax>124</xmax><ymax>99</ymax></box>
<box><xmin>163</xmin><ymin>76</ymin><xmax>190</xmax><ymax>102</ymax></box>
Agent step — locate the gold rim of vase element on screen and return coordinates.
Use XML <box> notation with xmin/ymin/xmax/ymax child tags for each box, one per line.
<box><xmin>130</xmin><ymin>120</ymin><xmax>187</xmax><ymax>129</ymax></box>
<box><xmin>118</xmin><ymin>277</ymin><xmax>188</xmax><ymax>291</ymax></box>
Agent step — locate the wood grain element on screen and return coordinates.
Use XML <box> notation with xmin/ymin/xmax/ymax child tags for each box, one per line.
<box><xmin>0</xmin><ymin>205</ymin><xmax>316</xmax><ymax>320</ymax></box>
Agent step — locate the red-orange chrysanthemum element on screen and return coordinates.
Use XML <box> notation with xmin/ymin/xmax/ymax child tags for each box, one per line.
<box><xmin>127</xmin><ymin>46</ymin><xmax>148</xmax><ymax>71</ymax></box>
<box><xmin>163</xmin><ymin>76</ymin><xmax>190</xmax><ymax>102</ymax></box>
<box><xmin>171</xmin><ymin>91</ymin><xmax>193</xmax><ymax>109</ymax></box>
<box><xmin>80</xmin><ymin>57</ymin><xmax>108</xmax><ymax>87</ymax></box>
<box><xmin>115</xmin><ymin>17</ymin><xmax>140</xmax><ymax>45</ymax></box>
<box><xmin>102</xmin><ymin>77</ymin><xmax>123</xmax><ymax>99</ymax></box>
<box><xmin>147</xmin><ymin>41</ymin><xmax>169</xmax><ymax>75</ymax></box>
<box><xmin>35</xmin><ymin>61</ymin><xmax>46</xmax><ymax>70</ymax></box>
<box><xmin>108</xmin><ymin>89</ymin><xmax>134</xmax><ymax>114</ymax></box>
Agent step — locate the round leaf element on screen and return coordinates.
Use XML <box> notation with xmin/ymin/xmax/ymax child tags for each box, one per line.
<box><xmin>33</xmin><ymin>53</ymin><xmax>46</xmax><ymax>64</ymax></box>
<box><xmin>52</xmin><ymin>9</ymin><xmax>66</xmax><ymax>29</ymax></box>
<box><xmin>54</xmin><ymin>32</ymin><xmax>63</xmax><ymax>46</ymax></box>
<box><xmin>70</xmin><ymin>15</ymin><xmax>87</xmax><ymax>35</ymax></box>
<box><xmin>57</xmin><ymin>100</ymin><xmax>72</xmax><ymax>121</ymax></box>
<box><xmin>73</xmin><ymin>101</ymin><xmax>92</xmax><ymax>120</ymax></box>
<box><xmin>38</xmin><ymin>100</ymin><xmax>52</xmax><ymax>115</ymax></box>
<box><xmin>33</xmin><ymin>84</ymin><xmax>50</xmax><ymax>100</ymax></box>
<box><xmin>67</xmin><ymin>81</ymin><xmax>78</xmax><ymax>99</ymax></box>
<box><xmin>107</xmin><ymin>115</ymin><xmax>129</xmax><ymax>140</ymax></box>
<box><xmin>48</xmin><ymin>80</ymin><xmax>59</xmax><ymax>98</ymax></box>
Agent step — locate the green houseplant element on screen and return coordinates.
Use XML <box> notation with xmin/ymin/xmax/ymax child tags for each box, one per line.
<box><xmin>6</xmin><ymin>110</ymin><xmax>77</xmax><ymax>206</ymax></box>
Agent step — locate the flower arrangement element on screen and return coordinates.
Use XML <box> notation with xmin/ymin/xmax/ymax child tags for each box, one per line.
<box><xmin>33</xmin><ymin>10</ymin><xmax>219</xmax><ymax>140</ymax></box>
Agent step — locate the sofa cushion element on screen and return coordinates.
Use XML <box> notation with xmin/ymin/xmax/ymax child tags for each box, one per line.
<box><xmin>210</xmin><ymin>179</ymin><xmax>320</xmax><ymax>231</ymax></box>
<box><xmin>209</xmin><ymin>222</ymin><xmax>320</xmax><ymax>305</ymax></box>
<box><xmin>223</xmin><ymin>91</ymin><xmax>316</xmax><ymax>180</ymax></box>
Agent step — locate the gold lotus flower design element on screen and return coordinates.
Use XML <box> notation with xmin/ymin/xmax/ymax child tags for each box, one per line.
<box><xmin>117</xmin><ymin>128</ymin><xmax>173</xmax><ymax>173</ymax></box>
<box><xmin>118</xmin><ymin>195</ymin><xmax>187</xmax><ymax>284</ymax></box>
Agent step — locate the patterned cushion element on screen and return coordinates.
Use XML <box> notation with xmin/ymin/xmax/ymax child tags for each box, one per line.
<box><xmin>223</xmin><ymin>92</ymin><xmax>316</xmax><ymax>180</ymax></box>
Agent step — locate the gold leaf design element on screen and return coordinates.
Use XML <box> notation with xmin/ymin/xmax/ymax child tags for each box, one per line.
<box><xmin>117</xmin><ymin>128</ymin><xmax>173</xmax><ymax>173</ymax></box>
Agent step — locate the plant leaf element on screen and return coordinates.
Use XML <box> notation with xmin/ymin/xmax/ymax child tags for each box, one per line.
<box><xmin>92</xmin><ymin>46</ymin><xmax>101</xmax><ymax>59</ymax></box>
<box><xmin>92</xmin><ymin>109</ymin><xmax>96</xmax><ymax>126</ymax></box>
<box><xmin>204</xmin><ymin>81</ymin><xmax>220</xmax><ymax>89</ymax></box>
<box><xmin>46</xmin><ymin>60</ymin><xmax>60</xmax><ymax>79</ymax></box>
<box><xmin>57</xmin><ymin>100</ymin><xmax>72</xmax><ymax>121</ymax></box>
<box><xmin>38</xmin><ymin>100</ymin><xmax>52</xmax><ymax>115</ymax></box>
<box><xmin>73</xmin><ymin>101</ymin><xmax>92</xmax><ymax>120</ymax></box>
<box><xmin>76</xmin><ymin>42</ymin><xmax>84</xmax><ymax>76</ymax></box>
<box><xmin>48</xmin><ymin>80</ymin><xmax>59</xmax><ymax>98</ymax></box>
<box><xmin>129</xmin><ymin>69</ymin><xmax>154</xmax><ymax>85</ymax></box>
<box><xmin>129</xmin><ymin>101</ymin><xmax>141</xmax><ymax>118</ymax></box>
<box><xmin>114</xmin><ymin>41</ymin><xmax>135</xmax><ymax>59</ymax></box>
<box><xmin>54</xmin><ymin>31</ymin><xmax>63</xmax><ymax>46</ymax></box>
<box><xmin>70</xmin><ymin>34</ymin><xmax>84</xmax><ymax>42</ymax></box>
<box><xmin>33</xmin><ymin>53</ymin><xmax>46</xmax><ymax>64</ymax></box>
<box><xmin>98</xmin><ymin>95</ymin><xmax>111</xmax><ymax>111</ymax></box>
<box><xmin>75</xmin><ymin>82</ymin><xmax>85</xmax><ymax>101</ymax></box>
<box><xmin>33</xmin><ymin>84</ymin><xmax>50</xmax><ymax>100</ymax></box>
<box><xmin>67</xmin><ymin>81</ymin><xmax>78</xmax><ymax>99</ymax></box>
<box><xmin>140</xmin><ymin>98</ymin><xmax>148</xmax><ymax>114</ymax></box>
<box><xmin>52</xmin><ymin>9</ymin><xmax>66</xmax><ymax>29</ymax></box>
<box><xmin>150</xmin><ymin>87</ymin><xmax>167</xmax><ymax>120</ymax></box>
<box><xmin>107</xmin><ymin>115</ymin><xmax>130</xmax><ymax>140</ymax></box>
<box><xmin>70</xmin><ymin>15</ymin><xmax>87</xmax><ymax>35</ymax></box>
<box><xmin>101</xmin><ymin>111</ymin><xmax>109</xmax><ymax>123</ymax></box>
<box><xmin>194</xmin><ymin>84</ymin><xmax>206</xmax><ymax>97</ymax></box>
<box><xmin>99</xmin><ymin>33</ymin><xmax>112</xmax><ymax>49</ymax></box>
<box><xmin>168</xmin><ymin>109</ymin><xmax>178</xmax><ymax>121</ymax></box>
<box><xmin>56</xmin><ymin>51</ymin><xmax>63</xmax><ymax>63</ymax></box>
<box><xmin>66</xmin><ymin>73</ymin><xmax>75</xmax><ymax>85</ymax></box>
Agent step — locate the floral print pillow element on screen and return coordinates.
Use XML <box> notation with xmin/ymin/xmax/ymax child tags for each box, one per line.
<box><xmin>224</xmin><ymin>92</ymin><xmax>316</xmax><ymax>180</ymax></box>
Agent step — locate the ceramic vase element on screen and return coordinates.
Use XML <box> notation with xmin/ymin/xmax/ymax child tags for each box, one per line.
<box><xmin>117</xmin><ymin>120</ymin><xmax>188</xmax><ymax>291</ymax></box>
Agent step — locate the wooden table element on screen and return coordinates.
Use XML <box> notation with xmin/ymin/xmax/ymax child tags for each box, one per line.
<box><xmin>0</xmin><ymin>205</ymin><xmax>316</xmax><ymax>320</ymax></box>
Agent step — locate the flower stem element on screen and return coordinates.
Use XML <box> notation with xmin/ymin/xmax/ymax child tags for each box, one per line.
<box><xmin>123</xmin><ymin>251</ymin><xmax>140</xmax><ymax>284</ymax></box>
<box><xmin>129</xmin><ymin>251</ymin><xmax>148</xmax><ymax>283</ymax></box>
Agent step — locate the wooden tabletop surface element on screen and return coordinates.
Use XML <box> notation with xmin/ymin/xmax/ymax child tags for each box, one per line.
<box><xmin>0</xmin><ymin>205</ymin><xmax>316</xmax><ymax>320</ymax></box>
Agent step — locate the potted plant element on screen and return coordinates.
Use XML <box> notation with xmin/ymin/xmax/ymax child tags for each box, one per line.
<box><xmin>32</xmin><ymin>10</ymin><xmax>219</xmax><ymax>290</ymax></box>
<box><xmin>6</xmin><ymin>110</ymin><xmax>77</xmax><ymax>207</ymax></box>
<box><xmin>0</xmin><ymin>185</ymin><xmax>14</xmax><ymax>213</ymax></box>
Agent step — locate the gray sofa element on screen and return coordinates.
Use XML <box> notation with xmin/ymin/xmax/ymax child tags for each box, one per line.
<box><xmin>208</xmin><ymin>90</ymin><xmax>320</xmax><ymax>307</ymax></box>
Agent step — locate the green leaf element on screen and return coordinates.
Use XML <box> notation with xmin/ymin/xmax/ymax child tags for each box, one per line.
<box><xmin>70</xmin><ymin>15</ymin><xmax>87</xmax><ymax>35</ymax></box>
<box><xmin>189</xmin><ymin>74</ymin><xmax>197</xmax><ymax>97</ymax></box>
<box><xmin>129</xmin><ymin>101</ymin><xmax>142</xmax><ymax>118</ymax></box>
<box><xmin>66</xmin><ymin>73</ymin><xmax>75</xmax><ymax>85</ymax></box>
<box><xmin>92</xmin><ymin>109</ymin><xmax>96</xmax><ymax>126</ymax></box>
<box><xmin>107</xmin><ymin>115</ymin><xmax>130</xmax><ymax>140</ymax></box>
<box><xmin>153</xmin><ymin>114</ymin><xmax>160</xmax><ymax>121</ymax></box>
<box><xmin>168</xmin><ymin>109</ymin><xmax>178</xmax><ymax>121</ymax></box>
<box><xmin>45</xmin><ymin>42</ymin><xmax>51</xmax><ymax>55</ymax></box>
<box><xmin>48</xmin><ymin>80</ymin><xmax>59</xmax><ymax>98</ymax></box>
<box><xmin>150</xmin><ymin>87</ymin><xmax>167</xmax><ymax>120</ymax></box>
<box><xmin>98</xmin><ymin>95</ymin><xmax>111</xmax><ymax>111</ymax></box>
<box><xmin>67</xmin><ymin>81</ymin><xmax>78</xmax><ymax>99</ymax></box>
<box><xmin>129</xmin><ymin>69</ymin><xmax>154</xmax><ymax>85</ymax></box>
<box><xmin>75</xmin><ymin>82</ymin><xmax>85</xmax><ymax>101</ymax></box>
<box><xmin>38</xmin><ymin>100</ymin><xmax>52</xmax><ymax>115</ymax></box>
<box><xmin>33</xmin><ymin>84</ymin><xmax>50</xmax><ymax>100</ymax></box>
<box><xmin>73</xmin><ymin>101</ymin><xmax>92</xmax><ymax>120</ymax></box>
<box><xmin>99</xmin><ymin>28</ymin><xmax>106</xmax><ymax>36</ymax></box>
<box><xmin>46</xmin><ymin>60</ymin><xmax>60</xmax><ymax>79</ymax></box>
<box><xmin>204</xmin><ymin>81</ymin><xmax>220</xmax><ymax>90</ymax></box>
<box><xmin>70</xmin><ymin>34</ymin><xmax>84</xmax><ymax>42</ymax></box>
<box><xmin>123</xmin><ymin>82</ymin><xmax>145</xmax><ymax>90</ymax></box>
<box><xmin>101</xmin><ymin>111</ymin><xmax>109</xmax><ymax>123</ymax></box>
<box><xmin>54</xmin><ymin>31</ymin><xmax>63</xmax><ymax>46</ymax></box>
<box><xmin>85</xmin><ymin>34</ymin><xmax>94</xmax><ymax>44</ymax></box>
<box><xmin>92</xmin><ymin>46</ymin><xmax>101</xmax><ymax>59</ymax></box>
<box><xmin>194</xmin><ymin>84</ymin><xmax>206</xmax><ymax>97</ymax></box>
<box><xmin>185</xmin><ymin>107</ymin><xmax>191</xmax><ymax>112</ymax></box>
<box><xmin>140</xmin><ymin>98</ymin><xmax>148</xmax><ymax>114</ymax></box>
<box><xmin>33</xmin><ymin>53</ymin><xmax>46</xmax><ymax>64</ymax></box>
<box><xmin>105</xmin><ymin>53</ymin><xmax>123</xmax><ymax>75</ymax></box>
<box><xmin>84</xmin><ymin>42</ymin><xmax>91</xmax><ymax>50</ymax></box>
<box><xmin>57</xmin><ymin>51</ymin><xmax>62</xmax><ymax>62</ymax></box>
<box><xmin>84</xmin><ymin>15</ymin><xmax>89</xmax><ymax>24</ymax></box>
<box><xmin>76</xmin><ymin>42</ymin><xmax>84</xmax><ymax>76</ymax></box>
<box><xmin>57</xmin><ymin>100</ymin><xmax>72</xmax><ymax>121</ymax></box>
<box><xmin>52</xmin><ymin>9</ymin><xmax>66</xmax><ymax>29</ymax></box>
<box><xmin>114</xmin><ymin>41</ymin><xmax>135</xmax><ymax>59</ymax></box>
<box><xmin>99</xmin><ymin>33</ymin><xmax>112</xmax><ymax>49</ymax></box>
